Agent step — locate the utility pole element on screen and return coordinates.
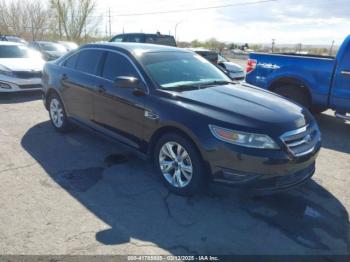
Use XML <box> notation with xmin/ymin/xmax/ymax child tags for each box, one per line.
<box><xmin>108</xmin><ymin>8</ymin><xmax>112</xmax><ymax>37</ymax></box>
<box><xmin>271</xmin><ymin>39</ymin><xmax>275</xmax><ymax>53</ymax></box>
<box><xmin>329</xmin><ymin>40</ymin><xmax>335</xmax><ymax>56</ymax></box>
<box><xmin>174</xmin><ymin>20</ymin><xmax>183</xmax><ymax>42</ymax></box>
<box><xmin>105</xmin><ymin>23</ymin><xmax>108</xmax><ymax>38</ymax></box>
<box><xmin>298</xmin><ymin>43</ymin><xmax>302</xmax><ymax>53</ymax></box>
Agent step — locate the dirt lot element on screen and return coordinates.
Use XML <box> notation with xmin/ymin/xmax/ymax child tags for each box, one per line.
<box><xmin>0</xmin><ymin>92</ymin><xmax>349</xmax><ymax>256</ymax></box>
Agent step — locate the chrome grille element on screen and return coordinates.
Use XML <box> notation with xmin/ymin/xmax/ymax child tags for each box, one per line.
<box><xmin>281</xmin><ymin>124</ymin><xmax>319</xmax><ymax>157</ymax></box>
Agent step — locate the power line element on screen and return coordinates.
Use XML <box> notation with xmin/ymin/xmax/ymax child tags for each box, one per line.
<box><xmin>108</xmin><ymin>0</ymin><xmax>278</xmax><ymax>17</ymax></box>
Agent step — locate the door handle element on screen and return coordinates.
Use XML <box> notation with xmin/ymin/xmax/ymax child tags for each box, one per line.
<box><xmin>341</xmin><ymin>70</ymin><xmax>350</xmax><ymax>76</ymax></box>
<box><xmin>97</xmin><ymin>85</ymin><xmax>106</xmax><ymax>93</ymax></box>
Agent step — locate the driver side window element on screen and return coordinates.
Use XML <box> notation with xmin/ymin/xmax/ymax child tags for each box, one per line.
<box><xmin>102</xmin><ymin>52</ymin><xmax>139</xmax><ymax>81</ymax></box>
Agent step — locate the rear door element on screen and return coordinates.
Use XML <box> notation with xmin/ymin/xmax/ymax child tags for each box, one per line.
<box><xmin>60</xmin><ymin>49</ymin><xmax>104</xmax><ymax>122</ymax></box>
<box><xmin>330</xmin><ymin>49</ymin><xmax>350</xmax><ymax>112</ymax></box>
<box><xmin>93</xmin><ymin>51</ymin><xmax>147</xmax><ymax>149</ymax></box>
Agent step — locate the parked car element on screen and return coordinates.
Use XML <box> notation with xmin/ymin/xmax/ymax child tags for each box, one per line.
<box><xmin>189</xmin><ymin>48</ymin><xmax>245</xmax><ymax>80</ymax></box>
<box><xmin>0</xmin><ymin>35</ymin><xmax>27</xmax><ymax>44</ymax></box>
<box><xmin>42</xmin><ymin>43</ymin><xmax>321</xmax><ymax>196</ymax></box>
<box><xmin>0</xmin><ymin>42</ymin><xmax>45</xmax><ymax>93</ymax></box>
<box><xmin>28</xmin><ymin>41</ymin><xmax>68</xmax><ymax>61</ymax></box>
<box><xmin>57</xmin><ymin>41</ymin><xmax>79</xmax><ymax>52</ymax></box>
<box><xmin>245</xmin><ymin>35</ymin><xmax>350</xmax><ymax>119</ymax></box>
<box><xmin>110</xmin><ymin>33</ymin><xmax>177</xmax><ymax>47</ymax></box>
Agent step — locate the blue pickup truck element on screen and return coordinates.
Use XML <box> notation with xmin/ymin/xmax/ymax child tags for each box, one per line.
<box><xmin>245</xmin><ymin>35</ymin><xmax>350</xmax><ymax>119</ymax></box>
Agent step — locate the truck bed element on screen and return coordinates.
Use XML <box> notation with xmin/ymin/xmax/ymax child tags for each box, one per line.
<box><xmin>245</xmin><ymin>52</ymin><xmax>336</xmax><ymax>109</ymax></box>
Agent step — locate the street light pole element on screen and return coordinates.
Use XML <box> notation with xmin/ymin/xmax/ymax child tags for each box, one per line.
<box><xmin>329</xmin><ymin>40</ymin><xmax>335</xmax><ymax>56</ymax></box>
<box><xmin>271</xmin><ymin>39</ymin><xmax>276</xmax><ymax>53</ymax></box>
<box><xmin>174</xmin><ymin>20</ymin><xmax>183</xmax><ymax>42</ymax></box>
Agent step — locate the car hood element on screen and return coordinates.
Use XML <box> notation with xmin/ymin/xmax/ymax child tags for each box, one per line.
<box><xmin>0</xmin><ymin>58</ymin><xmax>45</xmax><ymax>71</ymax></box>
<box><xmin>222</xmin><ymin>62</ymin><xmax>243</xmax><ymax>73</ymax></box>
<box><xmin>168</xmin><ymin>84</ymin><xmax>311</xmax><ymax>135</ymax></box>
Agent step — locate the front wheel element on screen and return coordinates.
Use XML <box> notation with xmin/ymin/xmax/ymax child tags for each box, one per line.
<box><xmin>48</xmin><ymin>93</ymin><xmax>70</xmax><ymax>133</ymax></box>
<box><xmin>153</xmin><ymin>133</ymin><xmax>207</xmax><ymax>196</ymax></box>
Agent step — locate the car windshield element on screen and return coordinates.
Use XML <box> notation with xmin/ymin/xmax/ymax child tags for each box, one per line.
<box><xmin>218</xmin><ymin>54</ymin><xmax>228</xmax><ymax>63</ymax></box>
<box><xmin>60</xmin><ymin>42</ymin><xmax>78</xmax><ymax>50</ymax></box>
<box><xmin>40</xmin><ymin>43</ymin><xmax>66</xmax><ymax>52</ymax></box>
<box><xmin>140</xmin><ymin>52</ymin><xmax>231</xmax><ymax>89</ymax></box>
<box><xmin>5</xmin><ymin>36</ymin><xmax>27</xmax><ymax>44</ymax></box>
<box><xmin>0</xmin><ymin>45</ymin><xmax>40</xmax><ymax>58</ymax></box>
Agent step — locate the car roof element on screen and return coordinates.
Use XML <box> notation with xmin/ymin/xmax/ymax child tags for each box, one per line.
<box><xmin>81</xmin><ymin>42</ymin><xmax>191</xmax><ymax>56</ymax></box>
<box><xmin>187</xmin><ymin>48</ymin><xmax>217</xmax><ymax>53</ymax></box>
<box><xmin>33</xmin><ymin>41</ymin><xmax>60</xmax><ymax>44</ymax></box>
<box><xmin>114</xmin><ymin>33</ymin><xmax>174</xmax><ymax>37</ymax></box>
<box><xmin>0</xmin><ymin>41</ymin><xmax>24</xmax><ymax>46</ymax></box>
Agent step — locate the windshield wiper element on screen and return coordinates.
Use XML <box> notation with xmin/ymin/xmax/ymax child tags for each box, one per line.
<box><xmin>161</xmin><ymin>80</ymin><xmax>235</xmax><ymax>91</ymax></box>
<box><xmin>161</xmin><ymin>84</ymin><xmax>201</xmax><ymax>91</ymax></box>
<box><xmin>199</xmin><ymin>80</ymin><xmax>234</xmax><ymax>87</ymax></box>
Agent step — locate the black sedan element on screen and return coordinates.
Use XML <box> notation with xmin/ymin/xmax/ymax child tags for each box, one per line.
<box><xmin>42</xmin><ymin>43</ymin><xmax>321</xmax><ymax>196</ymax></box>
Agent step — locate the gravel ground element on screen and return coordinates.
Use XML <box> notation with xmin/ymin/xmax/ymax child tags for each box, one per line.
<box><xmin>0</xmin><ymin>92</ymin><xmax>349</xmax><ymax>256</ymax></box>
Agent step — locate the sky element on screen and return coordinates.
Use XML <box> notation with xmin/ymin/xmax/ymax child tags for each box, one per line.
<box><xmin>95</xmin><ymin>0</ymin><xmax>350</xmax><ymax>45</ymax></box>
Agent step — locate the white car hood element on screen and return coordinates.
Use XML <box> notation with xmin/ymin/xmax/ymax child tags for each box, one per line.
<box><xmin>0</xmin><ymin>58</ymin><xmax>45</xmax><ymax>72</ymax></box>
<box><xmin>222</xmin><ymin>61</ymin><xmax>244</xmax><ymax>73</ymax></box>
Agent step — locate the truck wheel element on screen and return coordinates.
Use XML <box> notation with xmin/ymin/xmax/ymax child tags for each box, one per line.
<box><xmin>153</xmin><ymin>133</ymin><xmax>207</xmax><ymax>196</ymax></box>
<box><xmin>274</xmin><ymin>85</ymin><xmax>311</xmax><ymax>109</ymax></box>
<box><xmin>311</xmin><ymin>106</ymin><xmax>327</xmax><ymax>114</ymax></box>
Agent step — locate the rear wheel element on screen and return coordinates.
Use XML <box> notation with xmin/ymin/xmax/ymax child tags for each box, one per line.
<box><xmin>48</xmin><ymin>93</ymin><xmax>70</xmax><ymax>132</ymax></box>
<box><xmin>274</xmin><ymin>85</ymin><xmax>311</xmax><ymax>109</ymax></box>
<box><xmin>153</xmin><ymin>133</ymin><xmax>206</xmax><ymax>196</ymax></box>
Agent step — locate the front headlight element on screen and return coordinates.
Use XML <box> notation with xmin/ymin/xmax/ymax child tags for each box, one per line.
<box><xmin>209</xmin><ymin>125</ymin><xmax>280</xmax><ymax>149</ymax></box>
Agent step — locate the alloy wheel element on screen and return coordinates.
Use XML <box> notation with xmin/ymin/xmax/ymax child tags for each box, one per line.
<box><xmin>159</xmin><ymin>142</ymin><xmax>193</xmax><ymax>188</ymax></box>
<box><xmin>50</xmin><ymin>98</ymin><xmax>64</xmax><ymax>128</ymax></box>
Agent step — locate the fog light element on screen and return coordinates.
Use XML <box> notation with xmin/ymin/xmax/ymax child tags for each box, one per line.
<box><xmin>0</xmin><ymin>82</ymin><xmax>11</xmax><ymax>89</ymax></box>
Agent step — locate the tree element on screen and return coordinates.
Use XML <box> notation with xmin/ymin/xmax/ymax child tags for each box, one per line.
<box><xmin>190</xmin><ymin>39</ymin><xmax>202</xmax><ymax>48</ymax></box>
<box><xmin>50</xmin><ymin>0</ymin><xmax>97</xmax><ymax>42</ymax></box>
<box><xmin>26</xmin><ymin>1</ymin><xmax>50</xmax><ymax>41</ymax></box>
<box><xmin>0</xmin><ymin>0</ymin><xmax>50</xmax><ymax>40</ymax></box>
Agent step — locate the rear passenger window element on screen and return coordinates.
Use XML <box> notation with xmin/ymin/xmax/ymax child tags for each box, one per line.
<box><xmin>102</xmin><ymin>52</ymin><xmax>138</xmax><ymax>81</ymax></box>
<box><xmin>76</xmin><ymin>50</ymin><xmax>104</xmax><ymax>75</ymax></box>
<box><xmin>63</xmin><ymin>53</ymin><xmax>78</xmax><ymax>69</ymax></box>
<box><xmin>112</xmin><ymin>36</ymin><xmax>123</xmax><ymax>42</ymax></box>
<box><xmin>127</xmin><ymin>35</ymin><xmax>142</xmax><ymax>43</ymax></box>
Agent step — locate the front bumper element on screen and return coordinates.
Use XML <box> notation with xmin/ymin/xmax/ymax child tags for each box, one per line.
<box><xmin>205</xmin><ymin>137</ymin><xmax>321</xmax><ymax>192</ymax></box>
<box><xmin>0</xmin><ymin>77</ymin><xmax>42</xmax><ymax>93</ymax></box>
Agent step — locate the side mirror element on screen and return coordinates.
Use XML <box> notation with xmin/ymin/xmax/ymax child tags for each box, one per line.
<box><xmin>113</xmin><ymin>76</ymin><xmax>140</xmax><ymax>88</ymax></box>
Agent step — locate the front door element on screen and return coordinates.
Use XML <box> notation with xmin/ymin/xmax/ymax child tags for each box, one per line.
<box><xmin>330</xmin><ymin>50</ymin><xmax>350</xmax><ymax>112</ymax></box>
<box><xmin>93</xmin><ymin>51</ymin><xmax>147</xmax><ymax>149</ymax></box>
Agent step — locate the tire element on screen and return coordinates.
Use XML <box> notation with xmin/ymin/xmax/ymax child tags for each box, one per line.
<box><xmin>311</xmin><ymin>106</ymin><xmax>327</xmax><ymax>114</ymax></box>
<box><xmin>274</xmin><ymin>85</ymin><xmax>311</xmax><ymax>109</ymax></box>
<box><xmin>48</xmin><ymin>93</ymin><xmax>70</xmax><ymax>133</ymax></box>
<box><xmin>153</xmin><ymin>133</ymin><xmax>207</xmax><ymax>196</ymax></box>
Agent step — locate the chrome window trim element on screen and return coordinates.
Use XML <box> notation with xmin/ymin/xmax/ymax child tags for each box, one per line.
<box><xmin>59</xmin><ymin>47</ymin><xmax>150</xmax><ymax>94</ymax></box>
